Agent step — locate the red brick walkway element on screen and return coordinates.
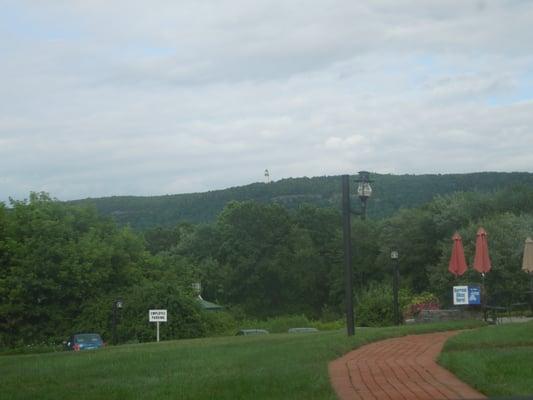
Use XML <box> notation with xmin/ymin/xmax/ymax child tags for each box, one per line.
<box><xmin>329</xmin><ymin>331</ymin><xmax>486</xmax><ymax>400</ymax></box>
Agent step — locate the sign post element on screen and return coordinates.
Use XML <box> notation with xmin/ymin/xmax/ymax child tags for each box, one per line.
<box><xmin>149</xmin><ymin>309</ymin><xmax>167</xmax><ymax>342</ymax></box>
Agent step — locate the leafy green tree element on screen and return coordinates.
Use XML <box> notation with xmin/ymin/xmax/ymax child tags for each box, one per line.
<box><xmin>215</xmin><ymin>201</ymin><xmax>305</xmax><ymax>316</ymax></box>
<box><xmin>0</xmin><ymin>193</ymin><xmax>145</xmax><ymax>345</ymax></box>
<box><xmin>293</xmin><ymin>205</ymin><xmax>343</xmax><ymax>316</ymax></box>
<box><xmin>377</xmin><ymin>208</ymin><xmax>439</xmax><ymax>292</ymax></box>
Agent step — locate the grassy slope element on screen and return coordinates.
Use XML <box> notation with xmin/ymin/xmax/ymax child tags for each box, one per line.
<box><xmin>0</xmin><ymin>321</ymin><xmax>483</xmax><ymax>400</ymax></box>
<box><xmin>439</xmin><ymin>322</ymin><xmax>533</xmax><ymax>397</ymax></box>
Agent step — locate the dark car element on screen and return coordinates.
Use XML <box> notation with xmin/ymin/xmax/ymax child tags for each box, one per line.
<box><xmin>65</xmin><ymin>333</ymin><xmax>105</xmax><ymax>351</ymax></box>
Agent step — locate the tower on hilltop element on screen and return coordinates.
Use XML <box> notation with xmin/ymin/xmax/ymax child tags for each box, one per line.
<box><xmin>264</xmin><ymin>169</ymin><xmax>270</xmax><ymax>184</ymax></box>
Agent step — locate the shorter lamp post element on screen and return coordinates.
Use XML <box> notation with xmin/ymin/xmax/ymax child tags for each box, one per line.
<box><xmin>112</xmin><ymin>299</ymin><xmax>123</xmax><ymax>345</ymax></box>
<box><xmin>390</xmin><ymin>250</ymin><xmax>400</xmax><ymax>326</ymax></box>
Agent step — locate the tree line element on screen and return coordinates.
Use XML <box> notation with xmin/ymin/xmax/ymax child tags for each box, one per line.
<box><xmin>70</xmin><ymin>172</ymin><xmax>533</xmax><ymax>228</ymax></box>
<box><xmin>2</xmin><ymin>184</ymin><xmax>533</xmax><ymax>347</ymax></box>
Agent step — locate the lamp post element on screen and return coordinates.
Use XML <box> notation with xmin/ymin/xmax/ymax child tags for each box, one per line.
<box><xmin>390</xmin><ymin>250</ymin><xmax>400</xmax><ymax>326</ymax></box>
<box><xmin>112</xmin><ymin>299</ymin><xmax>123</xmax><ymax>345</ymax></box>
<box><xmin>342</xmin><ymin>172</ymin><xmax>373</xmax><ymax>336</ymax></box>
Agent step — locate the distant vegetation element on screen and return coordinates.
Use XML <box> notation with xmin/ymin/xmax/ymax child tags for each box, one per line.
<box><xmin>69</xmin><ymin>172</ymin><xmax>533</xmax><ymax>229</ymax></box>
<box><xmin>2</xmin><ymin>172</ymin><xmax>533</xmax><ymax>348</ymax></box>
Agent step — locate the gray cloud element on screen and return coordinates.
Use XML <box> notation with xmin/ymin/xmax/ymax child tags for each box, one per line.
<box><xmin>1</xmin><ymin>1</ymin><xmax>533</xmax><ymax>202</ymax></box>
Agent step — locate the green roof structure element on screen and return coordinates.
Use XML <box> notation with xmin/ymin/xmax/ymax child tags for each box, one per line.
<box><xmin>197</xmin><ymin>296</ymin><xmax>223</xmax><ymax>311</ymax></box>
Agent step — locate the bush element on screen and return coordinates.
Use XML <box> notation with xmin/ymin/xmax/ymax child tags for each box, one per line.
<box><xmin>309</xmin><ymin>319</ymin><xmax>345</xmax><ymax>331</ymax></box>
<box><xmin>403</xmin><ymin>292</ymin><xmax>440</xmax><ymax>319</ymax></box>
<box><xmin>319</xmin><ymin>304</ymin><xmax>343</xmax><ymax>322</ymax></box>
<box><xmin>356</xmin><ymin>283</ymin><xmax>411</xmax><ymax>327</ymax></box>
<box><xmin>201</xmin><ymin>311</ymin><xmax>237</xmax><ymax>336</ymax></box>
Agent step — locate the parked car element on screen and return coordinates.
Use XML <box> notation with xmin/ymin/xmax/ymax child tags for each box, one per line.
<box><xmin>288</xmin><ymin>327</ymin><xmax>319</xmax><ymax>333</ymax></box>
<box><xmin>235</xmin><ymin>329</ymin><xmax>269</xmax><ymax>336</ymax></box>
<box><xmin>65</xmin><ymin>333</ymin><xmax>105</xmax><ymax>351</ymax></box>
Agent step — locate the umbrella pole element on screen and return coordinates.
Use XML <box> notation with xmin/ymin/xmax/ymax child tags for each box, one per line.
<box><xmin>482</xmin><ymin>273</ymin><xmax>487</xmax><ymax>322</ymax></box>
<box><xmin>530</xmin><ymin>274</ymin><xmax>533</xmax><ymax>315</ymax></box>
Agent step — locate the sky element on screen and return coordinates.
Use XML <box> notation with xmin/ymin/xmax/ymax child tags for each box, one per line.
<box><xmin>1</xmin><ymin>0</ymin><xmax>533</xmax><ymax>202</ymax></box>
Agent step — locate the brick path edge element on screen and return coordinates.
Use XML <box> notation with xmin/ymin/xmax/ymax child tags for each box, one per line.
<box><xmin>328</xmin><ymin>331</ymin><xmax>486</xmax><ymax>400</ymax></box>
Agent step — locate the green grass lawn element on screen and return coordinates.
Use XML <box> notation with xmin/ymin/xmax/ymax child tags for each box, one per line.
<box><xmin>439</xmin><ymin>321</ymin><xmax>533</xmax><ymax>398</ymax></box>
<box><xmin>0</xmin><ymin>320</ymin><xmax>483</xmax><ymax>400</ymax></box>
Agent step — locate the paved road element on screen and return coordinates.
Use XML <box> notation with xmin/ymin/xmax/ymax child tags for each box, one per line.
<box><xmin>329</xmin><ymin>331</ymin><xmax>486</xmax><ymax>400</ymax></box>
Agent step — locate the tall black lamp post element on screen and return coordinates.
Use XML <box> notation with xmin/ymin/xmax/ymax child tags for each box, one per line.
<box><xmin>342</xmin><ymin>171</ymin><xmax>373</xmax><ymax>336</ymax></box>
<box><xmin>391</xmin><ymin>250</ymin><xmax>400</xmax><ymax>326</ymax></box>
<box><xmin>112</xmin><ymin>299</ymin><xmax>123</xmax><ymax>345</ymax></box>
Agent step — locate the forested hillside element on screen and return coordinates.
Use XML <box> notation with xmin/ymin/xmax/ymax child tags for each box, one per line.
<box><xmin>69</xmin><ymin>172</ymin><xmax>533</xmax><ymax>229</ymax></box>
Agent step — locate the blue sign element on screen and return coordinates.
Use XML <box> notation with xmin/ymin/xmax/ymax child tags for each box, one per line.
<box><xmin>468</xmin><ymin>285</ymin><xmax>481</xmax><ymax>305</ymax></box>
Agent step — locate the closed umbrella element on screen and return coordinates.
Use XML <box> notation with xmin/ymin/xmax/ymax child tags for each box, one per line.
<box><xmin>448</xmin><ymin>233</ymin><xmax>468</xmax><ymax>277</ymax></box>
<box><xmin>473</xmin><ymin>228</ymin><xmax>492</xmax><ymax>274</ymax></box>
<box><xmin>522</xmin><ymin>237</ymin><xmax>533</xmax><ymax>274</ymax></box>
<box><xmin>474</xmin><ymin>227</ymin><xmax>491</xmax><ymax>321</ymax></box>
<box><xmin>523</xmin><ymin>237</ymin><xmax>533</xmax><ymax>312</ymax></box>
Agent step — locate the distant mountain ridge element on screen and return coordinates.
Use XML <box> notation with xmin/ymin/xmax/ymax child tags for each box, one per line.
<box><xmin>68</xmin><ymin>172</ymin><xmax>533</xmax><ymax>229</ymax></box>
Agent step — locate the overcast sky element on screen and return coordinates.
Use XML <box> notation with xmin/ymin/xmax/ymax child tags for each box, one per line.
<box><xmin>1</xmin><ymin>1</ymin><xmax>533</xmax><ymax>202</ymax></box>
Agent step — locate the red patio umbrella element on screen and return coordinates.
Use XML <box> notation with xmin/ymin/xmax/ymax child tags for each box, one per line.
<box><xmin>448</xmin><ymin>232</ymin><xmax>468</xmax><ymax>277</ymax></box>
<box><xmin>473</xmin><ymin>227</ymin><xmax>492</xmax><ymax>274</ymax></box>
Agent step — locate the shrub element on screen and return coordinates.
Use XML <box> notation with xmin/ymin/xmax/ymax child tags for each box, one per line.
<box><xmin>356</xmin><ymin>283</ymin><xmax>412</xmax><ymax>327</ymax></box>
<box><xmin>310</xmin><ymin>319</ymin><xmax>345</xmax><ymax>331</ymax></box>
<box><xmin>403</xmin><ymin>292</ymin><xmax>440</xmax><ymax>319</ymax></box>
<box><xmin>201</xmin><ymin>311</ymin><xmax>237</xmax><ymax>336</ymax></box>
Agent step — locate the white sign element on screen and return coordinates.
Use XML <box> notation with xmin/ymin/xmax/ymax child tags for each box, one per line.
<box><xmin>453</xmin><ymin>286</ymin><xmax>468</xmax><ymax>305</ymax></box>
<box><xmin>149</xmin><ymin>309</ymin><xmax>167</xmax><ymax>322</ymax></box>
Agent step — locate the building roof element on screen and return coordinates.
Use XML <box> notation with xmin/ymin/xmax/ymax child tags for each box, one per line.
<box><xmin>197</xmin><ymin>296</ymin><xmax>223</xmax><ymax>311</ymax></box>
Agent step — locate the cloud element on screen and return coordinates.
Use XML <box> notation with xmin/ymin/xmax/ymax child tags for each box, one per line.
<box><xmin>325</xmin><ymin>135</ymin><xmax>366</xmax><ymax>149</ymax></box>
<box><xmin>1</xmin><ymin>1</ymin><xmax>533</xmax><ymax>202</ymax></box>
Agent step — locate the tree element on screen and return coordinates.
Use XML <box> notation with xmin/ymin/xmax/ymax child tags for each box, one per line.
<box><xmin>0</xmin><ymin>193</ymin><xmax>145</xmax><ymax>345</ymax></box>
<box><xmin>377</xmin><ymin>208</ymin><xmax>439</xmax><ymax>292</ymax></box>
<box><xmin>215</xmin><ymin>202</ymin><xmax>291</xmax><ymax>316</ymax></box>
